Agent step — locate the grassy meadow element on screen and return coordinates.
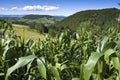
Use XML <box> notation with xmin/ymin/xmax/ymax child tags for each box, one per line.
<box><xmin>12</xmin><ymin>24</ymin><xmax>45</xmax><ymax>40</ymax></box>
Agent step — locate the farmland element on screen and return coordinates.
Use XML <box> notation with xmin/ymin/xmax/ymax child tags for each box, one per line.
<box><xmin>0</xmin><ymin>20</ymin><xmax>120</xmax><ymax>80</ymax></box>
<box><xmin>12</xmin><ymin>24</ymin><xmax>45</xmax><ymax>40</ymax></box>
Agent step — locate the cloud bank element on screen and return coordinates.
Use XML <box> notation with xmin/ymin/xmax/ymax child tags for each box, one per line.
<box><xmin>0</xmin><ymin>7</ymin><xmax>5</xmax><ymax>10</ymax></box>
<box><xmin>11</xmin><ymin>5</ymin><xmax>59</xmax><ymax>11</ymax></box>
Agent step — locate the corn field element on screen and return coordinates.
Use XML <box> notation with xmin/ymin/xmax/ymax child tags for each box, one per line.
<box><xmin>0</xmin><ymin>21</ymin><xmax>120</xmax><ymax>80</ymax></box>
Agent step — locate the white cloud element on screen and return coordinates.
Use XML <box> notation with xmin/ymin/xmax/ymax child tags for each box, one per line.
<box><xmin>11</xmin><ymin>7</ymin><xmax>19</xmax><ymax>10</ymax></box>
<box><xmin>11</xmin><ymin>5</ymin><xmax>59</xmax><ymax>11</ymax></box>
<box><xmin>0</xmin><ymin>7</ymin><xmax>5</xmax><ymax>10</ymax></box>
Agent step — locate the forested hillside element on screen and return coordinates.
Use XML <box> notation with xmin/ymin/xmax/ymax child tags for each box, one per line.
<box><xmin>54</xmin><ymin>8</ymin><xmax>120</xmax><ymax>33</ymax></box>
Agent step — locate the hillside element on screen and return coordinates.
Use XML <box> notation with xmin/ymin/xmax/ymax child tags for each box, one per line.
<box><xmin>55</xmin><ymin>8</ymin><xmax>120</xmax><ymax>32</ymax></box>
<box><xmin>7</xmin><ymin>24</ymin><xmax>45</xmax><ymax>40</ymax></box>
<box><xmin>22</xmin><ymin>15</ymin><xmax>52</xmax><ymax>19</ymax></box>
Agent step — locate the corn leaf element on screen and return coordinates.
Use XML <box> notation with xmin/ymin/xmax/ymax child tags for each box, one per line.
<box><xmin>104</xmin><ymin>49</ymin><xmax>115</xmax><ymax>64</ymax></box>
<box><xmin>49</xmin><ymin>65</ymin><xmax>61</xmax><ymax>80</ymax></box>
<box><xmin>37</xmin><ymin>58</ymin><xmax>46</xmax><ymax>80</ymax></box>
<box><xmin>84</xmin><ymin>52</ymin><xmax>102</xmax><ymax>80</ymax></box>
<box><xmin>101</xmin><ymin>36</ymin><xmax>108</xmax><ymax>51</ymax></box>
<box><xmin>5</xmin><ymin>55</ymin><xmax>36</xmax><ymax>80</ymax></box>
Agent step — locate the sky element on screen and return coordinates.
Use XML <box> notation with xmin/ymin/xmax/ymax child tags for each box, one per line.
<box><xmin>0</xmin><ymin>0</ymin><xmax>120</xmax><ymax>16</ymax></box>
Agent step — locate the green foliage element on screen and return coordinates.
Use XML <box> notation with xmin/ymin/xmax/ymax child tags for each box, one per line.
<box><xmin>0</xmin><ymin>20</ymin><xmax>120</xmax><ymax>80</ymax></box>
<box><xmin>55</xmin><ymin>8</ymin><xmax>120</xmax><ymax>34</ymax></box>
<box><xmin>35</xmin><ymin>23</ymin><xmax>48</xmax><ymax>33</ymax></box>
<box><xmin>11</xmin><ymin>16</ymin><xmax>58</xmax><ymax>34</ymax></box>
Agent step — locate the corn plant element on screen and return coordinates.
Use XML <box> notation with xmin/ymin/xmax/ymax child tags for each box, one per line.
<box><xmin>0</xmin><ymin>21</ymin><xmax>120</xmax><ymax>80</ymax></box>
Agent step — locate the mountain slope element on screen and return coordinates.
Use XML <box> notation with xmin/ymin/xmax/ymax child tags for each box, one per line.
<box><xmin>55</xmin><ymin>8</ymin><xmax>120</xmax><ymax>31</ymax></box>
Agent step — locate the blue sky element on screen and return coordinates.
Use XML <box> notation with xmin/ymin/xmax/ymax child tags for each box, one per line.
<box><xmin>0</xmin><ymin>0</ymin><xmax>120</xmax><ymax>16</ymax></box>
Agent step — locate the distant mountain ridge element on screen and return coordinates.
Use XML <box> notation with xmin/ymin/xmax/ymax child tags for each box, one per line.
<box><xmin>22</xmin><ymin>15</ymin><xmax>52</xmax><ymax>19</ymax></box>
<box><xmin>0</xmin><ymin>15</ymin><xmax>24</xmax><ymax>18</ymax></box>
<box><xmin>22</xmin><ymin>14</ymin><xmax>65</xmax><ymax>19</ymax></box>
<box><xmin>0</xmin><ymin>14</ymin><xmax>65</xmax><ymax>19</ymax></box>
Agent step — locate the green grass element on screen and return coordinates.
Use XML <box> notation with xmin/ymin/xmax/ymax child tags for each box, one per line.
<box><xmin>12</xmin><ymin>24</ymin><xmax>45</xmax><ymax>40</ymax></box>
